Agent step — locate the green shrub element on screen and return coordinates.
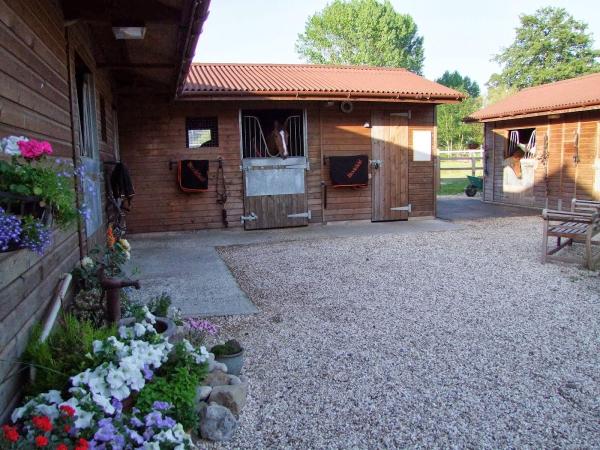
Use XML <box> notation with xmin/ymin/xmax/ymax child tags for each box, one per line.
<box><xmin>137</xmin><ymin>343</ymin><xmax>208</xmax><ymax>431</ymax></box>
<box><xmin>23</xmin><ymin>314</ymin><xmax>116</xmax><ymax>396</ymax></box>
<box><xmin>211</xmin><ymin>339</ymin><xmax>243</xmax><ymax>357</ymax></box>
<box><xmin>146</xmin><ymin>292</ymin><xmax>172</xmax><ymax>317</ymax></box>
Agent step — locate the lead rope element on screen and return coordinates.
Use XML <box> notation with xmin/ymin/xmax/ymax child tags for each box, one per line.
<box><xmin>216</xmin><ymin>158</ymin><xmax>228</xmax><ymax>227</ymax></box>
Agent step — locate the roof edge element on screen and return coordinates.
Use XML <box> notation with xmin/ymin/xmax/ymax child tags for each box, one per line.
<box><xmin>465</xmin><ymin>102</ymin><xmax>600</xmax><ymax>123</ymax></box>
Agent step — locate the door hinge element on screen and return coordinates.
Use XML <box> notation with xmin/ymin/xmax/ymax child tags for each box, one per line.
<box><xmin>240</xmin><ymin>212</ymin><xmax>257</xmax><ymax>223</ymax></box>
<box><xmin>391</xmin><ymin>204</ymin><xmax>412</xmax><ymax>213</ymax></box>
<box><xmin>287</xmin><ymin>211</ymin><xmax>311</xmax><ymax>220</ymax></box>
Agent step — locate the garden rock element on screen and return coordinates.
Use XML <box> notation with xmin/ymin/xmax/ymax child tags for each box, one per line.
<box><xmin>196</xmin><ymin>385</ymin><xmax>212</xmax><ymax>403</ymax></box>
<box><xmin>208</xmin><ymin>383</ymin><xmax>248</xmax><ymax>417</ymax></box>
<box><xmin>228</xmin><ymin>374</ymin><xmax>242</xmax><ymax>385</ymax></box>
<box><xmin>198</xmin><ymin>403</ymin><xmax>238</xmax><ymax>441</ymax></box>
<box><xmin>204</xmin><ymin>369</ymin><xmax>230</xmax><ymax>387</ymax></box>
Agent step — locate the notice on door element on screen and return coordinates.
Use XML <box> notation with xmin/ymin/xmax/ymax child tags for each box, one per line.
<box><xmin>412</xmin><ymin>130</ymin><xmax>432</xmax><ymax>162</ymax></box>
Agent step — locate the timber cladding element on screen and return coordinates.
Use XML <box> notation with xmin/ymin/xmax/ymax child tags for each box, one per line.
<box><xmin>118</xmin><ymin>100</ymin><xmax>436</xmax><ymax>233</ymax></box>
<box><xmin>483</xmin><ymin>110</ymin><xmax>600</xmax><ymax>208</ymax></box>
<box><xmin>0</xmin><ymin>0</ymin><xmax>117</xmax><ymax>420</ymax></box>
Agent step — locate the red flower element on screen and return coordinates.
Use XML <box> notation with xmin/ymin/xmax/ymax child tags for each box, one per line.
<box><xmin>32</xmin><ymin>415</ymin><xmax>53</xmax><ymax>432</ymax></box>
<box><xmin>60</xmin><ymin>405</ymin><xmax>76</xmax><ymax>417</ymax></box>
<box><xmin>17</xmin><ymin>139</ymin><xmax>53</xmax><ymax>159</ymax></box>
<box><xmin>75</xmin><ymin>438</ymin><xmax>89</xmax><ymax>450</ymax></box>
<box><xmin>57</xmin><ymin>444</ymin><xmax>68</xmax><ymax>450</ymax></box>
<box><xmin>2</xmin><ymin>424</ymin><xmax>19</xmax><ymax>442</ymax></box>
<box><xmin>64</xmin><ymin>424</ymin><xmax>72</xmax><ymax>433</ymax></box>
<box><xmin>35</xmin><ymin>435</ymin><xmax>49</xmax><ymax>447</ymax></box>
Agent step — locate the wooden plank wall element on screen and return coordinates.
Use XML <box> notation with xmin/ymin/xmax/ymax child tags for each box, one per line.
<box><xmin>484</xmin><ymin>110</ymin><xmax>600</xmax><ymax>208</ymax></box>
<box><xmin>119</xmin><ymin>100</ymin><xmax>436</xmax><ymax>233</ymax></box>
<box><xmin>0</xmin><ymin>1</ymin><xmax>116</xmax><ymax>420</ymax></box>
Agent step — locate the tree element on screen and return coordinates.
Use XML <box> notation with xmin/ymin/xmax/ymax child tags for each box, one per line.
<box><xmin>435</xmin><ymin>71</ymin><xmax>480</xmax><ymax>98</ymax></box>
<box><xmin>296</xmin><ymin>0</ymin><xmax>424</xmax><ymax>73</ymax></box>
<box><xmin>435</xmin><ymin>72</ymin><xmax>483</xmax><ymax>150</ymax></box>
<box><xmin>488</xmin><ymin>7</ymin><xmax>600</xmax><ymax>89</ymax></box>
<box><xmin>437</xmin><ymin>93</ymin><xmax>483</xmax><ymax>150</ymax></box>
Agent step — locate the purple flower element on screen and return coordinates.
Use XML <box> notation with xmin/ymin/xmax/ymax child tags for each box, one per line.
<box><xmin>94</xmin><ymin>420</ymin><xmax>117</xmax><ymax>442</ymax></box>
<box><xmin>19</xmin><ymin>217</ymin><xmax>51</xmax><ymax>255</ymax></box>
<box><xmin>151</xmin><ymin>401</ymin><xmax>170</xmax><ymax>411</ymax></box>
<box><xmin>111</xmin><ymin>398</ymin><xmax>123</xmax><ymax>415</ymax></box>
<box><xmin>184</xmin><ymin>318</ymin><xmax>219</xmax><ymax>335</ymax></box>
<box><xmin>142</xmin><ymin>364</ymin><xmax>154</xmax><ymax>381</ymax></box>
<box><xmin>129</xmin><ymin>416</ymin><xmax>143</xmax><ymax>428</ymax></box>
<box><xmin>126</xmin><ymin>427</ymin><xmax>144</xmax><ymax>445</ymax></box>
<box><xmin>0</xmin><ymin>208</ymin><xmax>21</xmax><ymax>251</ymax></box>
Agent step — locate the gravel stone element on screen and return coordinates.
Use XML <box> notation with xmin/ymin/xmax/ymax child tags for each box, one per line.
<box><xmin>205</xmin><ymin>216</ymin><xmax>600</xmax><ymax>449</ymax></box>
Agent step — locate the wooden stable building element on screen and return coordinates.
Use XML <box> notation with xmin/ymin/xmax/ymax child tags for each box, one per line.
<box><xmin>120</xmin><ymin>64</ymin><xmax>464</xmax><ymax>232</ymax></box>
<box><xmin>0</xmin><ymin>0</ymin><xmax>209</xmax><ymax>420</ymax></box>
<box><xmin>466</xmin><ymin>74</ymin><xmax>600</xmax><ymax>209</ymax></box>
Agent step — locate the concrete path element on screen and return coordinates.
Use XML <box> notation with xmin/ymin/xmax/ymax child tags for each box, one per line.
<box><xmin>437</xmin><ymin>195</ymin><xmax>539</xmax><ymax>221</ymax></box>
<box><xmin>127</xmin><ymin>218</ymin><xmax>460</xmax><ymax>317</ymax></box>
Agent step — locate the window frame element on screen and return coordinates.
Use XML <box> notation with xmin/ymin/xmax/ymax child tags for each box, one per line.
<box><xmin>186</xmin><ymin>117</ymin><xmax>219</xmax><ymax>148</ymax></box>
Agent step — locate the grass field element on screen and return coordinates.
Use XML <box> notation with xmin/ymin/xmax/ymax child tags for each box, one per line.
<box><xmin>438</xmin><ymin>157</ymin><xmax>483</xmax><ymax>195</ymax></box>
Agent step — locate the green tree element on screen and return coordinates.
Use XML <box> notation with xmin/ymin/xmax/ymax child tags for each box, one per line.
<box><xmin>488</xmin><ymin>7</ymin><xmax>600</xmax><ymax>89</ymax></box>
<box><xmin>296</xmin><ymin>0</ymin><xmax>424</xmax><ymax>73</ymax></box>
<box><xmin>437</xmin><ymin>90</ymin><xmax>483</xmax><ymax>150</ymax></box>
<box><xmin>436</xmin><ymin>71</ymin><xmax>480</xmax><ymax>97</ymax></box>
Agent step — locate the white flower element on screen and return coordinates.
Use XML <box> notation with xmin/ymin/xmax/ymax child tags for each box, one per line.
<box><xmin>0</xmin><ymin>135</ymin><xmax>27</xmax><ymax>155</ymax></box>
<box><xmin>124</xmin><ymin>251</ymin><xmax>131</xmax><ymax>260</ymax></box>
<box><xmin>119</xmin><ymin>238</ymin><xmax>131</xmax><ymax>251</ymax></box>
<box><xmin>80</xmin><ymin>256</ymin><xmax>94</xmax><ymax>268</ymax></box>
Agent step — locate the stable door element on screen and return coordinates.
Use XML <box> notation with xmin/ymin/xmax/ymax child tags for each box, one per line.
<box><xmin>371</xmin><ymin>111</ymin><xmax>410</xmax><ymax>221</ymax></box>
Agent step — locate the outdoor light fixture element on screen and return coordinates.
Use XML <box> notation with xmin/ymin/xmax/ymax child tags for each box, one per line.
<box><xmin>363</xmin><ymin>121</ymin><xmax>371</xmax><ymax>128</ymax></box>
<box><xmin>112</xmin><ymin>26</ymin><xmax>146</xmax><ymax>40</ymax></box>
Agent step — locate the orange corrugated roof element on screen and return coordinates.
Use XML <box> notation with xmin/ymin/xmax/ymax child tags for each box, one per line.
<box><xmin>467</xmin><ymin>73</ymin><xmax>600</xmax><ymax>122</ymax></box>
<box><xmin>182</xmin><ymin>63</ymin><xmax>465</xmax><ymax>101</ymax></box>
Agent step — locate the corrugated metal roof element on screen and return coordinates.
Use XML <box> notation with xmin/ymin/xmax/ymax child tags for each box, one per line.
<box><xmin>182</xmin><ymin>63</ymin><xmax>465</xmax><ymax>101</ymax></box>
<box><xmin>467</xmin><ymin>73</ymin><xmax>600</xmax><ymax>122</ymax></box>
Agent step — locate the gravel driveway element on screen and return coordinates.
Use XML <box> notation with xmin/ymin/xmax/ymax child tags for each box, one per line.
<box><xmin>210</xmin><ymin>216</ymin><xmax>600</xmax><ymax>449</ymax></box>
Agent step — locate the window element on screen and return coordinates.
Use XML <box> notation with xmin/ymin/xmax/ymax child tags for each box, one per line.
<box><xmin>100</xmin><ymin>96</ymin><xmax>107</xmax><ymax>142</ymax></box>
<box><xmin>240</xmin><ymin>109</ymin><xmax>305</xmax><ymax>158</ymax></box>
<box><xmin>74</xmin><ymin>55</ymin><xmax>102</xmax><ymax>237</ymax></box>
<box><xmin>186</xmin><ymin>117</ymin><xmax>218</xmax><ymax>148</ymax></box>
<box><xmin>506</xmin><ymin>128</ymin><xmax>536</xmax><ymax>158</ymax></box>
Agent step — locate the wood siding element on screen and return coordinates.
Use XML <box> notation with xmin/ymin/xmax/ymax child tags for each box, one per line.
<box><xmin>0</xmin><ymin>0</ymin><xmax>116</xmax><ymax>420</ymax></box>
<box><xmin>119</xmin><ymin>101</ymin><xmax>436</xmax><ymax>233</ymax></box>
<box><xmin>483</xmin><ymin>111</ymin><xmax>600</xmax><ymax>208</ymax></box>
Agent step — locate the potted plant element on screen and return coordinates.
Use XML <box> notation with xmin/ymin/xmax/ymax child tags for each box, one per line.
<box><xmin>211</xmin><ymin>339</ymin><xmax>244</xmax><ymax>375</ymax></box>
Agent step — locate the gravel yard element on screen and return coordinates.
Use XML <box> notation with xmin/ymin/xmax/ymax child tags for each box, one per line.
<box><xmin>211</xmin><ymin>216</ymin><xmax>600</xmax><ymax>449</ymax></box>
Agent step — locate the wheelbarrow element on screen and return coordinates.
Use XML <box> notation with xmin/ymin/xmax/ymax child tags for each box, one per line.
<box><xmin>465</xmin><ymin>175</ymin><xmax>483</xmax><ymax>197</ymax></box>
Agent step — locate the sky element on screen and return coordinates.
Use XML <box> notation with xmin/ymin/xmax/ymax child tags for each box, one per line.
<box><xmin>193</xmin><ymin>0</ymin><xmax>600</xmax><ymax>94</ymax></box>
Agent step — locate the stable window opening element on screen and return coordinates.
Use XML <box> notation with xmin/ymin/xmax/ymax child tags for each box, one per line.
<box><xmin>241</xmin><ymin>109</ymin><xmax>305</xmax><ymax>158</ymax></box>
<box><xmin>186</xmin><ymin>117</ymin><xmax>219</xmax><ymax>148</ymax></box>
<box><xmin>506</xmin><ymin>127</ymin><xmax>536</xmax><ymax>159</ymax></box>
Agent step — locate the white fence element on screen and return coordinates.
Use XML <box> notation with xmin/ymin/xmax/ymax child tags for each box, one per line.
<box><xmin>439</xmin><ymin>149</ymin><xmax>483</xmax><ymax>178</ymax></box>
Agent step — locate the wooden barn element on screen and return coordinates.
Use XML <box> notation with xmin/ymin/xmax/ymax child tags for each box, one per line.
<box><xmin>0</xmin><ymin>0</ymin><xmax>210</xmax><ymax>420</ymax></box>
<box><xmin>120</xmin><ymin>64</ymin><xmax>464</xmax><ymax>232</ymax></box>
<box><xmin>466</xmin><ymin>74</ymin><xmax>600</xmax><ymax>209</ymax></box>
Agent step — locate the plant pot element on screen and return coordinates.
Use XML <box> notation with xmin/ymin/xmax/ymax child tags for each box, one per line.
<box><xmin>215</xmin><ymin>350</ymin><xmax>244</xmax><ymax>376</ymax></box>
<box><xmin>0</xmin><ymin>191</ymin><xmax>52</xmax><ymax>225</ymax></box>
<box><xmin>119</xmin><ymin>316</ymin><xmax>177</xmax><ymax>340</ymax></box>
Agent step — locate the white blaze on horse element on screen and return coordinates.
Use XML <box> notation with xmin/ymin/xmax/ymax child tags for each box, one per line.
<box><xmin>267</xmin><ymin>120</ymin><xmax>289</xmax><ymax>159</ymax></box>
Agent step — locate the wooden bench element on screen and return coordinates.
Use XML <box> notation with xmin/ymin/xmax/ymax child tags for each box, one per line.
<box><xmin>542</xmin><ymin>202</ymin><xmax>600</xmax><ymax>269</ymax></box>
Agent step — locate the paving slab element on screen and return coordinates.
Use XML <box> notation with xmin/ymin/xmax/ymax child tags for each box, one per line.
<box><xmin>437</xmin><ymin>195</ymin><xmax>540</xmax><ymax>221</ymax></box>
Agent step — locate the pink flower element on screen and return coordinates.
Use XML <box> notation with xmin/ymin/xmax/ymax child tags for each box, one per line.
<box><xmin>18</xmin><ymin>139</ymin><xmax>53</xmax><ymax>159</ymax></box>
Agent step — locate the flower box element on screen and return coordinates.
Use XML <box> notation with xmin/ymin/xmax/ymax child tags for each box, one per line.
<box><xmin>0</xmin><ymin>191</ymin><xmax>52</xmax><ymax>225</ymax></box>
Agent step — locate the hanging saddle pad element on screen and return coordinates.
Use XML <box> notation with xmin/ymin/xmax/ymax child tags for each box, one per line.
<box><xmin>178</xmin><ymin>160</ymin><xmax>209</xmax><ymax>192</ymax></box>
<box><xmin>329</xmin><ymin>155</ymin><xmax>369</xmax><ymax>187</ymax></box>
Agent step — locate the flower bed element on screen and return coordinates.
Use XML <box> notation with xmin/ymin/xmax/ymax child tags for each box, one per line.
<box><xmin>2</xmin><ymin>309</ymin><xmax>209</xmax><ymax>449</ymax></box>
